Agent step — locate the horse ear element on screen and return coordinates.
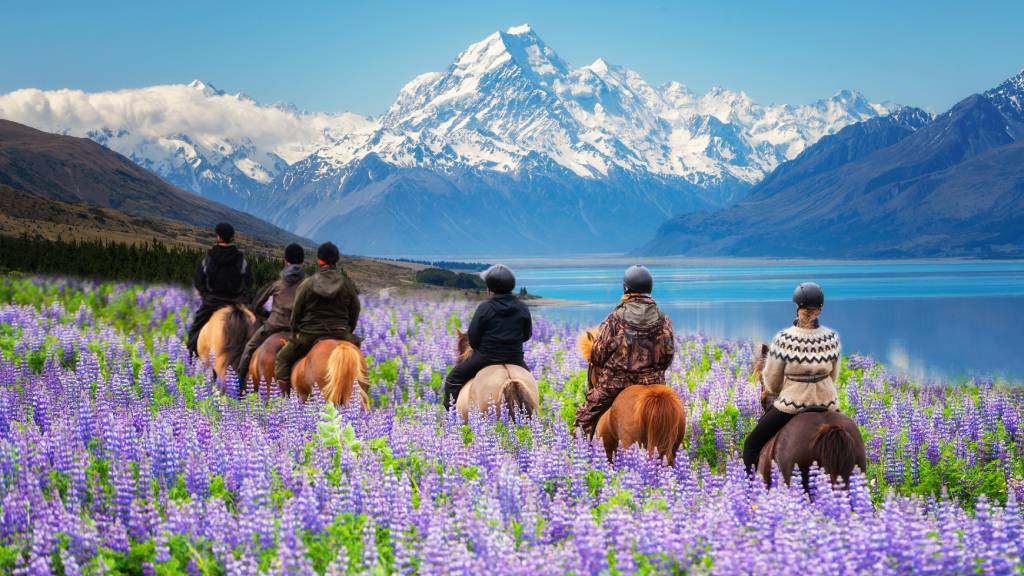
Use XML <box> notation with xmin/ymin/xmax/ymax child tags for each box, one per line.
<box><xmin>760</xmin><ymin>343</ymin><xmax>769</xmax><ymax>356</ymax></box>
<box><xmin>586</xmin><ymin>330</ymin><xmax>594</xmax><ymax>342</ymax></box>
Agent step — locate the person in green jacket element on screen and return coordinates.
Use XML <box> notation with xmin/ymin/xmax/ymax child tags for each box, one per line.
<box><xmin>274</xmin><ymin>242</ymin><xmax>361</xmax><ymax>389</ymax></box>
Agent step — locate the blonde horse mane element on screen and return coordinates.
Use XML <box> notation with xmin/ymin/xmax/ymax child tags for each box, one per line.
<box><xmin>323</xmin><ymin>341</ymin><xmax>367</xmax><ymax>406</ymax></box>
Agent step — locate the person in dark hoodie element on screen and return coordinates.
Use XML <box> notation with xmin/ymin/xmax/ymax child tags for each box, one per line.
<box><xmin>574</xmin><ymin>265</ymin><xmax>675</xmax><ymax>437</ymax></box>
<box><xmin>186</xmin><ymin>222</ymin><xmax>253</xmax><ymax>357</ymax></box>
<box><xmin>442</xmin><ymin>264</ymin><xmax>532</xmax><ymax>409</ymax></box>
<box><xmin>274</xmin><ymin>242</ymin><xmax>360</xmax><ymax>389</ymax></box>
<box><xmin>236</xmin><ymin>243</ymin><xmax>307</xmax><ymax>382</ymax></box>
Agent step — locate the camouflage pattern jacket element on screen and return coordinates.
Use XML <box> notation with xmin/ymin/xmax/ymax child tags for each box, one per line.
<box><xmin>589</xmin><ymin>294</ymin><xmax>675</xmax><ymax>389</ymax></box>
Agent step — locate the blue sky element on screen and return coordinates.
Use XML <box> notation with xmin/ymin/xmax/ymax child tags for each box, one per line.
<box><xmin>4</xmin><ymin>0</ymin><xmax>1022</xmax><ymax>115</ymax></box>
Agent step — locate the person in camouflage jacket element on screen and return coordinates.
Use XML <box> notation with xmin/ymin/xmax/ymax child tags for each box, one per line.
<box><xmin>575</xmin><ymin>265</ymin><xmax>675</xmax><ymax>437</ymax></box>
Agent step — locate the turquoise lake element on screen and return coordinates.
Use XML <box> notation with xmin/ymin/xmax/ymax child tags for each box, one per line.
<box><xmin>502</xmin><ymin>258</ymin><xmax>1024</xmax><ymax>382</ymax></box>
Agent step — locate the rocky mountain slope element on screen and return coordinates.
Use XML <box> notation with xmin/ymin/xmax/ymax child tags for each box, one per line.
<box><xmin>0</xmin><ymin>119</ymin><xmax>310</xmax><ymax>250</ymax></box>
<box><xmin>641</xmin><ymin>70</ymin><xmax>1024</xmax><ymax>258</ymax></box>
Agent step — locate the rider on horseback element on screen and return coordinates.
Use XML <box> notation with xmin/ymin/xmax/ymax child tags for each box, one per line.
<box><xmin>274</xmin><ymin>242</ymin><xmax>360</xmax><ymax>391</ymax></box>
<box><xmin>574</xmin><ymin>265</ymin><xmax>675</xmax><ymax>437</ymax></box>
<box><xmin>742</xmin><ymin>282</ymin><xmax>842</xmax><ymax>474</ymax></box>
<box><xmin>237</xmin><ymin>243</ymin><xmax>306</xmax><ymax>386</ymax></box>
<box><xmin>186</xmin><ymin>222</ymin><xmax>252</xmax><ymax>357</ymax></box>
<box><xmin>442</xmin><ymin>265</ymin><xmax>532</xmax><ymax>409</ymax></box>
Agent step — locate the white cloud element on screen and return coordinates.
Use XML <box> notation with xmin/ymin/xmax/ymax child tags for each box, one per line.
<box><xmin>0</xmin><ymin>82</ymin><xmax>372</xmax><ymax>165</ymax></box>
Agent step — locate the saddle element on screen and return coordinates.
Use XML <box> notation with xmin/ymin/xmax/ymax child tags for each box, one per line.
<box><xmin>756</xmin><ymin>392</ymin><xmax>827</xmax><ymax>480</ymax></box>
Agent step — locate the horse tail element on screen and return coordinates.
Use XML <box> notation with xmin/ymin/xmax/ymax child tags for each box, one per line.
<box><xmin>636</xmin><ymin>386</ymin><xmax>685</xmax><ymax>464</ymax></box>
<box><xmin>221</xmin><ymin>305</ymin><xmax>254</xmax><ymax>376</ymax></box>
<box><xmin>812</xmin><ymin>422</ymin><xmax>859</xmax><ymax>484</ymax></box>
<box><xmin>500</xmin><ymin>378</ymin><xmax>536</xmax><ymax>420</ymax></box>
<box><xmin>323</xmin><ymin>342</ymin><xmax>365</xmax><ymax>406</ymax></box>
<box><xmin>577</xmin><ymin>329</ymin><xmax>596</xmax><ymax>362</ymax></box>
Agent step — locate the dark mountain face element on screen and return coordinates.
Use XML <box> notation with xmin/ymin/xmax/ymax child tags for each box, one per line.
<box><xmin>257</xmin><ymin>153</ymin><xmax>718</xmax><ymax>256</ymax></box>
<box><xmin>0</xmin><ymin>119</ymin><xmax>309</xmax><ymax>248</ymax></box>
<box><xmin>983</xmin><ymin>69</ymin><xmax>1024</xmax><ymax>136</ymax></box>
<box><xmin>640</xmin><ymin>70</ymin><xmax>1024</xmax><ymax>259</ymax></box>
<box><xmin>747</xmin><ymin>107</ymin><xmax>932</xmax><ymax>202</ymax></box>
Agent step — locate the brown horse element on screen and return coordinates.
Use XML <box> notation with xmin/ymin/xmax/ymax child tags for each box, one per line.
<box><xmin>196</xmin><ymin>305</ymin><xmax>256</xmax><ymax>384</ymax></box>
<box><xmin>288</xmin><ymin>338</ymin><xmax>370</xmax><ymax>409</ymax></box>
<box><xmin>751</xmin><ymin>344</ymin><xmax>867</xmax><ymax>488</ymax></box>
<box><xmin>578</xmin><ymin>329</ymin><xmax>686</xmax><ymax>465</ymax></box>
<box><xmin>454</xmin><ymin>332</ymin><xmax>539</xmax><ymax>422</ymax></box>
<box><xmin>246</xmin><ymin>331</ymin><xmax>289</xmax><ymax>395</ymax></box>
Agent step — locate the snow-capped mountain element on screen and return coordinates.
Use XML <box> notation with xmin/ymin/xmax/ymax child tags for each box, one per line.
<box><xmin>304</xmin><ymin>25</ymin><xmax>892</xmax><ymax>192</ymax></box>
<box><xmin>0</xmin><ymin>80</ymin><xmax>372</xmax><ymax>206</ymax></box>
<box><xmin>255</xmin><ymin>25</ymin><xmax>894</xmax><ymax>253</ymax></box>
<box><xmin>642</xmin><ymin>68</ymin><xmax>1024</xmax><ymax>258</ymax></box>
<box><xmin>0</xmin><ymin>24</ymin><xmax>895</xmax><ymax>254</ymax></box>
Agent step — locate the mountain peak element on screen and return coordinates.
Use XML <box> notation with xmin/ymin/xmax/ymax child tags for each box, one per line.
<box><xmin>583</xmin><ymin>57</ymin><xmax>611</xmax><ymax>74</ymax></box>
<box><xmin>188</xmin><ymin>79</ymin><xmax>223</xmax><ymax>97</ymax></box>
<box><xmin>830</xmin><ymin>89</ymin><xmax>864</xmax><ymax>101</ymax></box>
<box><xmin>982</xmin><ymin>67</ymin><xmax>1024</xmax><ymax>120</ymax></box>
<box><xmin>450</xmin><ymin>25</ymin><xmax>569</xmax><ymax>85</ymax></box>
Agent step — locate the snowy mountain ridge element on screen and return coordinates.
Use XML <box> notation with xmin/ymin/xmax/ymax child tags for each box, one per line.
<box><xmin>308</xmin><ymin>24</ymin><xmax>893</xmax><ymax>189</ymax></box>
<box><xmin>0</xmin><ymin>24</ymin><xmax>897</xmax><ymax>254</ymax></box>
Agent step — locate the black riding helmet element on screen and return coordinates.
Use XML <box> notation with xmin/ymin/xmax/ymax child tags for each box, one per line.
<box><xmin>792</xmin><ymin>282</ymin><xmax>825</xmax><ymax>309</ymax></box>
<box><xmin>623</xmin><ymin>265</ymin><xmax>653</xmax><ymax>294</ymax></box>
<box><xmin>482</xmin><ymin>264</ymin><xmax>515</xmax><ymax>294</ymax></box>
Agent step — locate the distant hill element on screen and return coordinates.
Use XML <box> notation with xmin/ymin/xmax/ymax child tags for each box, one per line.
<box><xmin>640</xmin><ymin>70</ymin><xmax>1024</xmax><ymax>259</ymax></box>
<box><xmin>0</xmin><ymin>119</ymin><xmax>446</xmax><ymax>292</ymax></box>
<box><xmin>0</xmin><ymin>119</ymin><xmax>309</xmax><ymax>252</ymax></box>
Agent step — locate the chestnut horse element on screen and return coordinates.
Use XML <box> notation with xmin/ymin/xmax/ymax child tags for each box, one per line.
<box><xmin>246</xmin><ymin>331</ymin><xmax>289</xmax><ymax>395</ymax></box>
<box><xmin>751</xmin><ymin>344</ymin><xmax>867</xmax><ymax>488</ymax></box>
<box><xmin>578</xmin><ymin>329</ymin><xmax>686</xmax><ymax>465</ymax></box>
<box><xmin>196</xmin><ymin>305</ymin><xmax>256</xmax><ymax>384</ymax></box>
<box><xmin>454</xmin><ymin>332</ymin><xmax>539</xmax><ymax>422</ymax></box>
<box><xmin>287</xmin><ymin>339</ymin><xmax>370</xmax><ymax>409</ymax></box>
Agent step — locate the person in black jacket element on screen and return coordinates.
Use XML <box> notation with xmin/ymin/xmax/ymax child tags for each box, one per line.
<box><xmin>186</xmin><ymin>222</ymin><xmax>253</xmax><ymax>356</ymax></box>
<box><xmin>442</xmin><ymin>264</ymin><xmax>532</xmax><ymax>409</ymax></box>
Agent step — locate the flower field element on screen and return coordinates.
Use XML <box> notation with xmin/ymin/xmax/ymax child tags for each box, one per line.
<box><xmin>0</xmin><ymin>276</ymin><xmax>1022</xmax><ymax>575</ymax></box>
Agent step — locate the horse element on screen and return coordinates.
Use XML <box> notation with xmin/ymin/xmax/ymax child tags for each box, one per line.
<box><xmin>751</xmin><ymin>343</ymin><xmax>867</xmax><ymax>488</ymax></box>
<box><xmin>288</xmin><ymin>338</ymin><xmax>370</xmax><ymax>409</ymax></box>
<box><xmin>577</xmin><ymin>329</ymin><xmax>686</xmax><ymax>465</ymax></box>
<box><xmin>453</xmin><ymin>332</ymin><xmax>539</xmax><ymax>422</ymax></box>
<box><xmin>246</xmin><ymin>330</ymin><xmax>289</xmax><ymax>395</ymax></box>
<box><xmin>196</xmin><ymin>305</ymin><xmax>257</xmax><ymax>384</ymax></box>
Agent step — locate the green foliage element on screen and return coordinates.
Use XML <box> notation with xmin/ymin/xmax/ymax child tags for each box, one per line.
<box><xmin>0</xmin><ymin>234</ymin><xmax>286</xmax><ymax>289</ymax></box>
<box><xmin>302</xmin><ymin>514</ymin><xmax>369</xmax><ymax>574</ymax></box>
<box><xmin>414</xmin><ymin>267</ymin><xmax>485</xmax><ymax>289</ymax></box>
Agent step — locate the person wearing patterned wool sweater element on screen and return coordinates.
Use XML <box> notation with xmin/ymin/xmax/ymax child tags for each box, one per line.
<box><xmin>742</xmin><ymin>282</ymin><xmax>842</xmax><ymax>473</ymax></box>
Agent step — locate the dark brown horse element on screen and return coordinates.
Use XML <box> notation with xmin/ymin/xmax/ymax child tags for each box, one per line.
<box><xmin>454</xmin><ymin>332</ymin><xmax>539</xmax><ymax>421</ymax></box>
<box><xmin>246</xmin><ymin>331</ymin><xmax>288</xmax><ymax>395</ymax></box>
<box><xmin>752</xmin><ymin>344</ymin><xmax>867</xmax><ymax>488</ymax></box>
<box><xmin>578</xmin><ymin>329</ymin><xmax>686</xmax><ymax>465</ymax></box>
